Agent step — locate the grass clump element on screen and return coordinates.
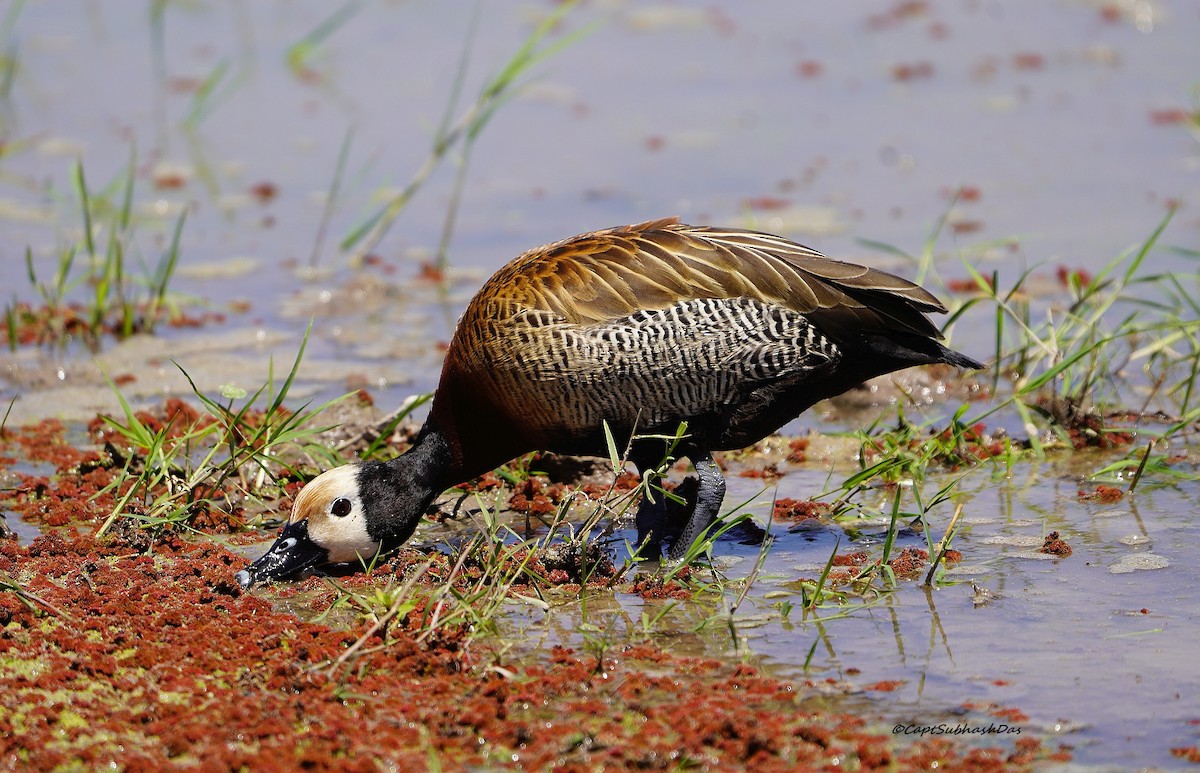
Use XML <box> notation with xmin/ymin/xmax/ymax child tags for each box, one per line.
<box><xmin>841</xmin><ymin>206</ymin><xmax>1199</xmax><ymax>497</ymax></box>
<box><xmin>958</xmin><ymin>207</ymin><xmax>1198</xmax><ymax>443</ymax></box>
<box><xmin>5</xmin><ymin>156</ymin><xmax>188</xmax><ymax>350</ymax></box>
<box><xmin>91</xmin><ymin>323</ymin><xmax>352</xmax><ymax>541</ymax></box>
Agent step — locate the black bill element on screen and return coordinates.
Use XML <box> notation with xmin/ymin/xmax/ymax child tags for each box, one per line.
<box><xmin>235</xmin><ymin>520</ymin><xmax>327</xmax><ymax>588</ymax></box>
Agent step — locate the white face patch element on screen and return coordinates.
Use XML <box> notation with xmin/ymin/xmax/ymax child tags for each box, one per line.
<box><xmin>292</xmin><ymin>465</ymin><xmax>381</xmax><ymax>565</ymax></box>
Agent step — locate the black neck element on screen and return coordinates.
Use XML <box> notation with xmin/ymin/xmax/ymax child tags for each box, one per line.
<box><xmin>392</xmin><ymin>420</ymin><xmax>457</xmax><ymax>488</ymax></box>
<box><xmin>360</xmin><ymin>421</ymin><xmax>457</xmax><ymax>549</ymax></box>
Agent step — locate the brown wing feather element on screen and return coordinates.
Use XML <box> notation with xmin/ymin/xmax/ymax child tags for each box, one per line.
<box><xmin>472</xmin><ymin>218</ymin><xmax>945</xmax><ymax>340</ymax></box>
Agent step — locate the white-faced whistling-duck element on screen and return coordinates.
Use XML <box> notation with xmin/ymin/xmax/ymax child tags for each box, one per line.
<box><xmin>237</xmin><ymin>218</ymin><xmax>982</xmax><ymax>587</ymax></box>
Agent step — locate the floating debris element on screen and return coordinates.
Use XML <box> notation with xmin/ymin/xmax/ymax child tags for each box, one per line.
<box><xmin>1109</xmin><ymin>553</ymin><xmax>1170</xmax><ymax>574</ymax></box>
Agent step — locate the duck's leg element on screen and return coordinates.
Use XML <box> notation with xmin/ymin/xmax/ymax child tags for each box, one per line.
<box><xmin>667</xmin><ymin>451</ymin><xmax>725</xmax><ymax>561</ymax></box>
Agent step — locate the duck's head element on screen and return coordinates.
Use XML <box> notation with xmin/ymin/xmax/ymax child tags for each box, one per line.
<box><xmin>236</xmin><ymin>465</ymin><xmax>382</xmax><ymax>588</ymax></box>
<box><xmin>236</xmin><ymin>447</ymin><xmax>450</xmax><ymax>588</ymax></box>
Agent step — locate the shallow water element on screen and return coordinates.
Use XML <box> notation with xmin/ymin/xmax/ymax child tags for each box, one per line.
<box><xmin>738</xmin><ymin>463</ymin><xmax>1200</xmax><ymax>769</ymax></box>
<box><xmin>448</xmin><ymin>452</ymin><xmax>1199</xmax><ymax>768</ymax></box>
<box><xmin>3</xmin><ymin>1</ymin><xmax>1199</xmax><ymax>768</ymax></box>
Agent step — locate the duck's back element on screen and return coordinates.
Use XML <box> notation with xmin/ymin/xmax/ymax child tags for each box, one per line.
<box><xmin>432</xmin><ymin>219</ymin><xmax>966</xmax><ymax>474</ymax></box>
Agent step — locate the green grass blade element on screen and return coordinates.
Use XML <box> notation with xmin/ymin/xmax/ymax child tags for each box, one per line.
<box><xmin>73</xmin><ymin>160</ymin><xmax>96</xmax><ymax>260</ymax></box>
<box><xmin>805</xmin><ymin>536</ymin><xmax>841</xmax><ymax>611</ymax></box>
<box><xmin>602</xmin><ymin>420</ymin><xmax>620</xmax><ymax>471</ymax></box>
<box><xmin>286</xmin><ymin>0</ymin><xmax>364</xmax><ymax>75</ymax></box>
<box><xmin>267</xmin><ymin>318</ymin><xmax>313</xmax><ymax>417</ymax></box>
<box><xmin>308</xmin><ymin>127</ymin><xmax>354</xmax><ymax>269</ymax></box>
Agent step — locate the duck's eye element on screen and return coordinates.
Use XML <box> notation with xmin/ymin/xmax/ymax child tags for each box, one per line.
<box><xmin>331</xmin><ymin>497</ymin><xmax>353</xmax><ymax>517</ymax></box>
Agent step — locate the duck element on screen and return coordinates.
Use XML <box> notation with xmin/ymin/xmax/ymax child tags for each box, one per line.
<box><xmin>236</xmin><ymin>218</ymin><xmax>982</xmax><ymax>587</ymax></box>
